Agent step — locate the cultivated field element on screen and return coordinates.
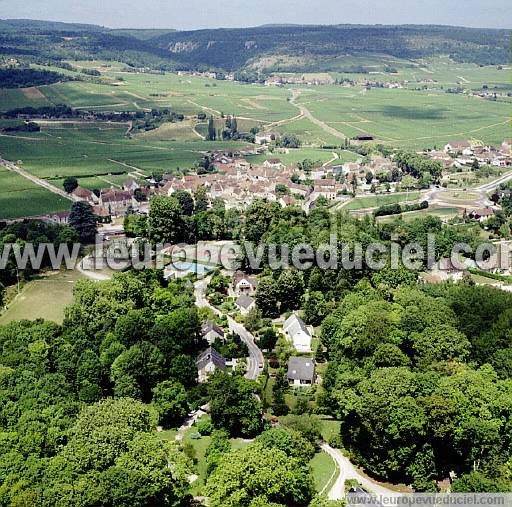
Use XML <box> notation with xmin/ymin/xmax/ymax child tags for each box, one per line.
<box><xmin>295</xmin><ymin>86</ymin><xmax>511</xmax><ymax>150</ymax></box>
<box><xmin>0</xmin><ymin>58</ymin><xmax>510</xmax><ymax>217</ymax></box>
<box><xmin>0</xmin><ymin>166</ymin><xmax>70</xmax><ymax>218</ymax></box>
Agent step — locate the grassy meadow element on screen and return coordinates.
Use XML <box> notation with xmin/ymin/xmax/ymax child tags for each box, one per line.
<box><xmin>340</xmin><ymin>191</ymin><xmax>422</xmax><ymax>211</ymax></box>
<box><xmin>0</xmin><ymin>269</ymin><xmax>83</xmax><ymax>324</ymax></box>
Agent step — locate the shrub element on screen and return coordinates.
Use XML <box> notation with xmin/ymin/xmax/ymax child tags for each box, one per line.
<box><xmin>196</xmin><ymin>416</ymin><xmax>214</xmax><ymax>436</ymax></box>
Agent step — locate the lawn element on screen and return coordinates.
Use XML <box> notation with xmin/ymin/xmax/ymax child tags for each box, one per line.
<box><xmin>340</xmin><ymin>191</ymin><xmax>422</xmax><ymax>211</ymax></box>
<box><xmin>376</xmin><ymin>206</ymin><xmax>461</xmax><ymax>223</ymax></box>
<box><xmin>442</xmin><ymin>190</ymin><xmax>482</xmax><ymax>201</ymax></box>
<box><xmin>319</xmin><ymin>418</ymin><xmax>342</xmax><ymax>442</ymax></box>
<box><xmin>0</xmin><ymin>269</ymin><xmax>83</xmax><ymax>325</ymax></box>
<box><xmin>310</xmin><ymin>450</ymin><xmax>339</xmax><ymax>494</ymax></box>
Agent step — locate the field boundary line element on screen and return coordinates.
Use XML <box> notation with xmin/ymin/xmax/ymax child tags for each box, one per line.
<box><xmin>0</xmin><ymin>159</ymin><xmax>76</xmax><ymax>202</ymax></box>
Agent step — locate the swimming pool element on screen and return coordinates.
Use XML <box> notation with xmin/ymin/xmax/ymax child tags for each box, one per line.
<box><xmin>170</xmin><ymin>260</ymin><xmax>216</xmax><ymax>275</ymax></box>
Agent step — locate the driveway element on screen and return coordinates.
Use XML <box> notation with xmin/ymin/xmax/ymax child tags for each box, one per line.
<box><xmin>194</xmin><ymin>277</ymin><xmax>264</xmax><ymax>380</ymax></box>
<box><xmin>320</xmin><ymin>443</ymin><xmax>404</xmax><ymax>500</ymax></box>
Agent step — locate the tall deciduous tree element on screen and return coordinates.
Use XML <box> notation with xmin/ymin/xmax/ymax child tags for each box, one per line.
<box><xmin>255</xmin><ymin>276</ymin><xmax>280</xmax><ymax>318</ymax></box>
<box><xmin>205</xmin><ymin>443</ymin><xmax>314</xmax><ymax>507</ymax></box>
<box><xmin>63</xmin><ymin>176</ymin><xmax>78</xmax><ymax>193</ymax></box>
<box><xmin>147</xmin><ymin>195</ymin><xmax>184</xmax><ymax>244</ymax></box>
<box><xmin>208</xmin><ymin>372</ymin><xmax>263</xmax><ymax>438</ymax></box>
<box><xmin>152</xmin><ymin>380</ymin><xmax>189</xmax><ymax>427</ymax></box>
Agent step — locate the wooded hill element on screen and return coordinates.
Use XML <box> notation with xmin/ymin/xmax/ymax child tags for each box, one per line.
<box><xmin>0</xmin><ymin>19</ymin><xmax>509</xmax><ymax>72</ymax></box>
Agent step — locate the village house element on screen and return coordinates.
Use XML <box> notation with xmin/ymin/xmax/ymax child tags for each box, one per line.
<box><xmin>369</xmin><ymin>156</ymin><xmax>394</xmax><ymax>173</ymax></box>
<box><xmin>93</xmin><ymin>205</ymin><xmax>112</xmax><ymax>223</ymax></box>
<box><xmin>255</xmin><ymin>132</ymin><xmax>277</xmax><ymax>144</ymax></box>
<box><xmin>342</xmin><ymin>162</ymin><xmax>362</xmax><ymax>175</ymax></box>
<box><xmin>235</xmin><ymin>294</ymin><xmax>256</xmax><ymax>315</ymax></box>
<box><xmin>279</xmin><ymin>195</ymin><xmax>296</xmax><ymax>207</ymax></box>
<box><xmin>444</xmin><ymin>141</ymin><xmax>474</xmax><ymax>156</ymax></box>
<box><xmin>72</xmin><ymin>186</ymin><xmax>98</xmax><ymax>204</ymax></box>
<box><xmin>428</xmin><ymin>150</ymin><xmax>455</xmax><ymax>168</ymax></box>
<box><xmin>264</xmin><ymin>76</ymin><xmax>284</xmax><ymax>87</ymax></box>
<box><xmin>288</xmin><ymin>182</ymin><xmax>310</xmax><ymax>198</ymax></box>
<box><xmin>501</xmin><ymin>140</ymin><xmax>512</xmax><ymax>155</ymax></box>
<box><xmin>287</xmin><ymin>356</ymin><xmax>316</xmax><ymax>388</ymax></box>
<box><xmin>491</xmin><ymin>157</ymin><xmax>511</xmax><ymax>168</ymax></box>
<box><xmin>311</xmin><ymin>178</ymin><xmax>339</xmax><ymax>201</ymax></box>
<box><xmin>428</xmin><ymin>257</ymin><xmax>465</xmax><ymax>282</ymax></box>
<box><xmin>263</xmin><ymin>158</ymin><xmax>285</xmax><ymax>170</ymax></box>
<box><xmin>44</xmin><ymin>211</ymin><xmax>70</xmax><ymax>225</ymax></box>
<box><xmin>123</xmin><ymin>178</ymin><xmax>140</xmax><ymax>192</ymax></box>
<box><xmin>283</xmin><ymin>313</ymin><xmax>312</xmax><ymax>353</ymax></box>
<box><xmin>201</xmin><ymin>320</ymin><xmax>225</xmax><ymax>345</ymax></box>
<box><xmin>99</xmin><ymin>188</ymin><xmax>134</xmax><ymax>216</ymax></box>
<box><xmin>196</xmin><ymin>347</ymin><xmax>226</xmax><ymax>383</ymax></box>
<box><xmin>233</xmin><ymin>271</ymin><xmax>258</xmax><ymax>295</ymax></box>
<box><xmin>466</xmin><ymin>207</ymin><xmax>495</xmax><ymax>222</ymax></box>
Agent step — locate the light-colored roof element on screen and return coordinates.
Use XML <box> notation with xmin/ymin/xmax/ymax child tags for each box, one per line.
<box><xmin>233</xmin><ymin>271</ymin><xmax>258</xmax><ymax>288</ymax></box>
<box><xmin>283</xmin><ymin>314</ymin><xmax>310</xmax><ymax>338</ymax></box>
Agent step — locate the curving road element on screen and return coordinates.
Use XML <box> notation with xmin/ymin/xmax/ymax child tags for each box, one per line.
<box><xmin>194</xmin><ymin>277</ymin><xmax>264</xmax><ymax>380</ymax></box>
<box><xmin>321</xmin><ymin>443</ymin><xmax>404</xmax><ymax>500</ymax></box>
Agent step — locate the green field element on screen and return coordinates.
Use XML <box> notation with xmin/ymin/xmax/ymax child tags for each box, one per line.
<box><xmin>0</xmin><ymin>269</ymin><xmax>83</xmax><ymax>325</ymax></box>
<box><xmin>296</xmin><ymin>86</ymin><xmax>511</xmax><ymax>150</ymax></box>
<box><xmin>246</xmin><ymin>147</ymin><xmax>357</xmax><ymax>166</ymax></box>
<box><xmin>0</xmin><ymin>166</ymin><xmax>71</xmax><ymax>219</ymax></box>
<box><xmin>0</xmin><ymin>123</ymin><xmax>249</xmax><ymax>179</ymax></box>
<box><xmin>376</xmin><ymin>206</ymin><xmax>461</xmax><ymax>223</ymax></box>
<box><xmin>340</xmin><ymin>191</ymin><xmax>422</xmax><ymax>211</ymax></box>
<box><xmin>0</xmin><ymin>58</ymin><xmax>510</xmax><ymax>216</ymax></box>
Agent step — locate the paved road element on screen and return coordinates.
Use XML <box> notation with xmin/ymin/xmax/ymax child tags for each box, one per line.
<box><xmin>0</xmin><ymin>158</ymin><xmax>77</xmax><ymax>201</ymax></box>
<box><xmin>194</xmin><ymin>277</ymin><xmax>264</xmax><ymax>380</ymax></box>
<box><xmin>321</xmin><ymin>443</ymin><xmax>403</xmax><ymax>501</ymax></box>
<box><xmin>76</xmin><ymin>257</ymin><xmax>112</xmax><ymax>281</ymax></box>
<box><xmin>423</xmin><ymin>187</ymin><xmax>492</xmax><ymax>209</ymax></box>
<box><xmin>477</xmin><ymin>170</ymin><xmax>512</xmax><ymax>192</ymax></box>
<box><xmin>227</xmin><ymin>316</ymin><xmax>264</xmax><ymax>380</ymax></box>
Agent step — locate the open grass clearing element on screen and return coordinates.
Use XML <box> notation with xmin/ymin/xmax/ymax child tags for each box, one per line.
<box><xmin>0</xmin><ymin>269</ymin><xmax>83</xmax><ymax>325</ymax></box>
<box><xmin>310</xmin><ymin>450</ymin><xmax>339</xmax><ymax>494</ymax></box>
<box><xmin>442</xmin><ymin>190</ymin><xmax>482</xmax><ymax>201</ymax></box>
<box><xmin>340</xmin><ymin>191</ymin><xmax>422</xmax><ymax>211</ymax></box>
<box><xmin>376</xmin><ymin>206</ymin><xmax>461</xmax><ymax>223</ymax></box>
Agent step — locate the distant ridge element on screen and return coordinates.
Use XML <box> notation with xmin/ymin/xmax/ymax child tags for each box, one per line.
<box><xmin>0</xmin><ymin>18</ymin><xmax>105</xmax><ymax>31</ymax></box>
<box><xmin>0</xmin><ymin>19</ymin><xmax>509</xmax><ymax>72</ymax></box>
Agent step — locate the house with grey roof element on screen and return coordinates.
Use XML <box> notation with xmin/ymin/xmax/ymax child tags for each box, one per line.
<box><xmin>235</xmin><ymin>294</ymin><xmax>256</xmax><ymax>315</ymax></box>
<box><xmin>287</xmin><ymin>356</ymin><xmax>316</xmax><ymax>387</ymax></box>
<box><xmin>201</xmin><ymin>320</ymin><xmax>225</xmax><ymax>345</ymax></box>
<box><xmin>196</xmin><ymin>347</ymin><xmax>226</xmax><ymax>383</ymax></box>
